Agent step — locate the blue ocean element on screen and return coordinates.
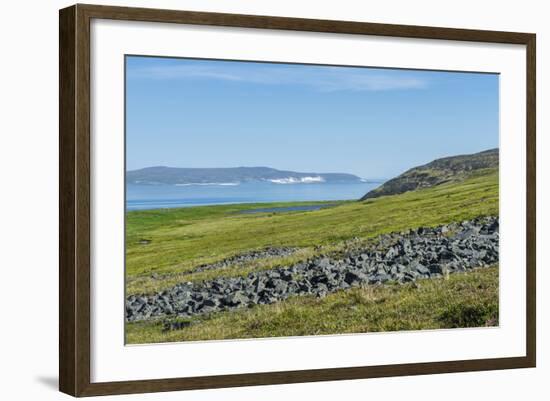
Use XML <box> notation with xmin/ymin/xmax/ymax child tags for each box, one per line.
<box><xmin>126</xmin><ymin>181</ymin><xmax>381</xmax><ymax>211</ymax></box>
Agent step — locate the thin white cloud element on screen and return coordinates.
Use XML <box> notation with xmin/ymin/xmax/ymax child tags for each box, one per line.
<box><xmin>128</xmin><ymin>63</ymin><xmax>427</xmax><ymax>92</ymax></box>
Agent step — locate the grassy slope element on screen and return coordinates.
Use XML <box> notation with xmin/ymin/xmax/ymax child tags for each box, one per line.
<box><xmin>126</xmin><ymin>265</ymin><xmax>499</xmax><ymax>344</ymax></box>
<box><xmin>126</xmin><ymin>169</ymin><xmax>498</xmax><ymax>295</ymax></box>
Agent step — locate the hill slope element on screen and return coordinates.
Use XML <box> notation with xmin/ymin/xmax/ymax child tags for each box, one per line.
<box><xmin>360</xmin><ymin>148</ymin><xmax>498</xmax><ymax>200</ymax></box>
<box><xmin>127</xmin><ymin>166</ymin><xmax>365</xmax><ymax>185</ymax></box>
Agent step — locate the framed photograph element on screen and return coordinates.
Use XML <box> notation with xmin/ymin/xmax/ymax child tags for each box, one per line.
<box><xmin>59</xmin><ymin>4</ymin><xmax>536</xmax><ymax>397</ymax></box>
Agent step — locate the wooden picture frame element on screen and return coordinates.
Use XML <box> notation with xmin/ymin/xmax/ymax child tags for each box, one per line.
<box><xmin>59</xmin><ymin>3</ymin><xmax>536</xmax><ymax>397</ymax></box>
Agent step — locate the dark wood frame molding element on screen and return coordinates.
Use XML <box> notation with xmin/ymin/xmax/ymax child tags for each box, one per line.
<box><xmin>59</xmin><ymin>3</ymin><xmax>536</xmax><ymax>397</ymax></box>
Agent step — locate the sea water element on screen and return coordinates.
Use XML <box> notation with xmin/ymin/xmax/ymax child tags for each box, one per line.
<box><xmin>126</xmin><ymin>181</ymin><xmax>381</xmax><ymax>211</ymax></box>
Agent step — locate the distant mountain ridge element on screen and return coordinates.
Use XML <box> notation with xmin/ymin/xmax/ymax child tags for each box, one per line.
<box><xmin>360</xmin><ymin>148</ymin><xmax>499</xmax><ymax>200</ymax></box>
<box><xmin>127</xmin><ymin>166</ymin><xmax>367</xmax><ymax>185</ymax></box>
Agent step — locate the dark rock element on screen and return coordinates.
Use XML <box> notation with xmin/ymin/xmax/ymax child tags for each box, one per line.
<box><xmin>223</xmin><ymin>291</ymin><xmax>249</xmax><ymax>307</ymax></box>
<box><xmin>344</xmin><ymin>271</ymin><xmax>361</xmax><ymax>285</ymax></box>
<box><xmin>415</xmin><ymin>263</ymin><xmax>430</xmax><ymax>276</ymax></box>
<box><xmin>163</xmin><ymin>320</ymin><xmax>191</xmax><ymax>332</ymax></box>
<box><xmin>280</xmin><ymin>270</ymin><xmax>293</xmax><ymax>281</ymax></box>
<box><xmin>374</xmin><ymin>273</ymin><xmax>391</xmax><ymax>283</ymax></box>
<box><xmin>385</xmin><ymin>246</ymin><xmax>398</xmax><ymax>259</ymax></box>
<box><xmin>272</xmin><ymin>279</ymin><xmax>288</xmax><ymax>293</ymax></box>
<box><xmin>428</xmin><ymin>264</ymin><xmax>443</xmax><ymax>275</ymax></box>
<box><xmin>438</xmin><ymin>249</ymin><xmax>456</xmax><ymax>262</ymax></box>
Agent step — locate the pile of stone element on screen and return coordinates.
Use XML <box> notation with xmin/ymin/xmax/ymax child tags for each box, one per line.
<box><xmin>126</xmin><ymin>216</ymin><xmax>499</xmax><ymax>322</ymax></box>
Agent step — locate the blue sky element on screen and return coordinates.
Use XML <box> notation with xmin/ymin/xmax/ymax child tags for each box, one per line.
<box><xmin>126</xmin><ymin>56</ymin><xmax>499</xmax><ymax>178</ymax></box>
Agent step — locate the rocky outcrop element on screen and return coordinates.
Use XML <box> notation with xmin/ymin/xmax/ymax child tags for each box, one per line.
<box><xmin>361</xmin><ymin>148</ymin><xmax>499</xmax><ymax>200</ymax></box>
<box><xmin>126</xmin><ymin>216</ymin><xmax>499</xmax><ymax>322</ymax></box>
